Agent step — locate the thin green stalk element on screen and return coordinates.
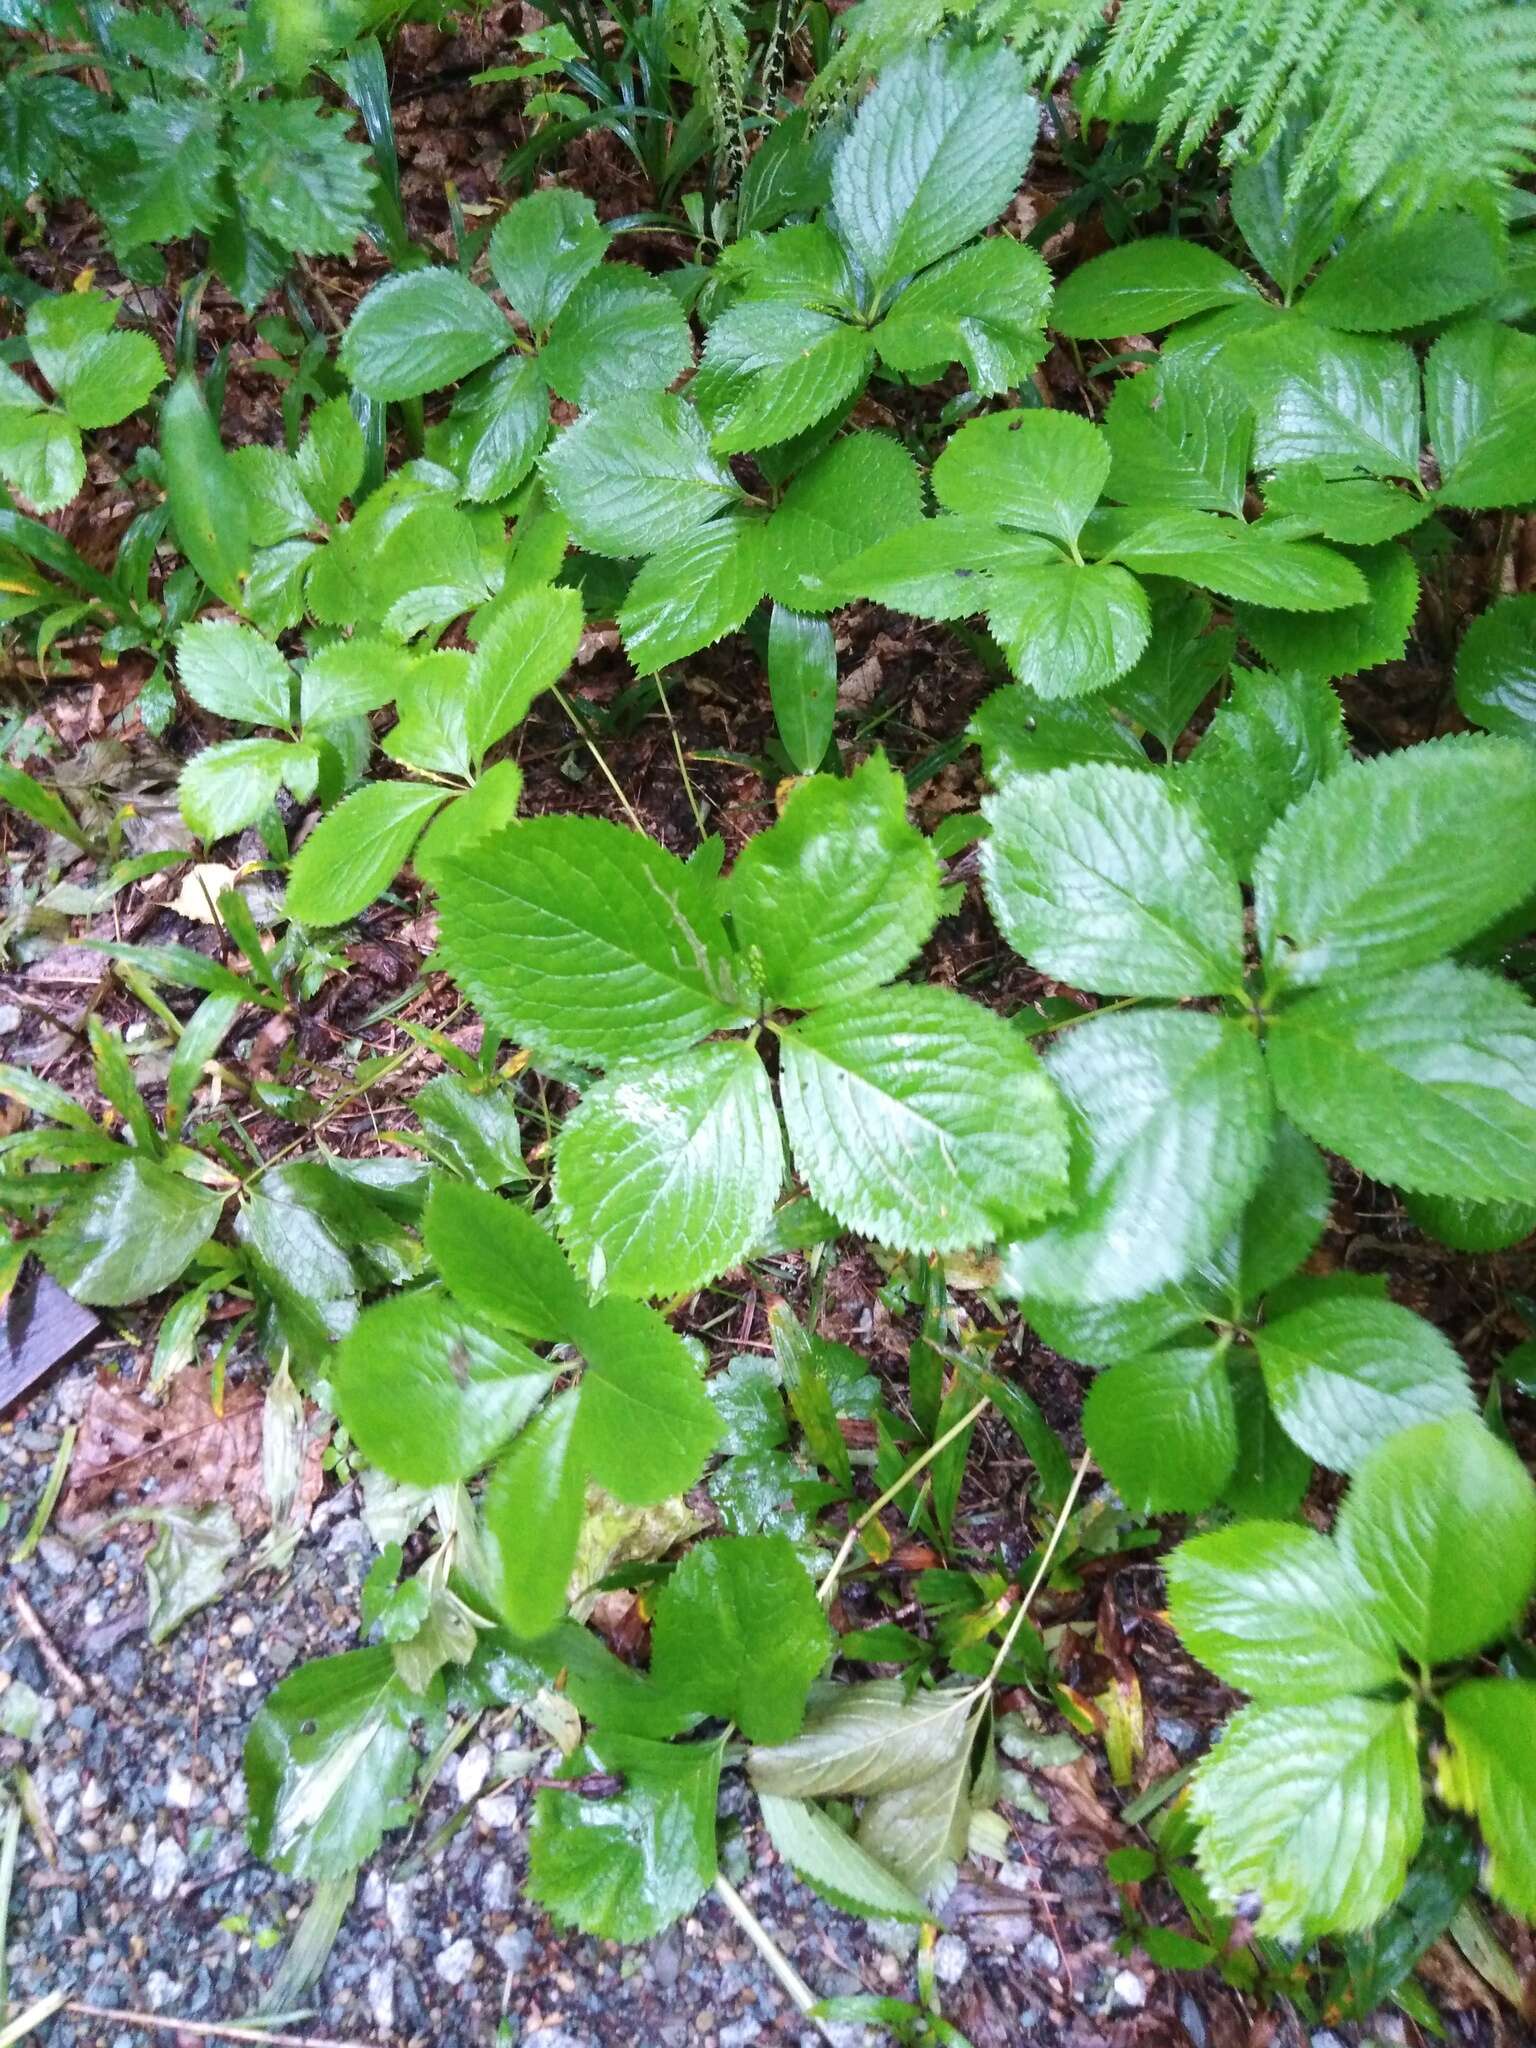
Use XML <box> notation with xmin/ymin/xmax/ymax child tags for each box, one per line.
<box><xmin>551</xmin><ymin>683</ymin><xmax>645</xmax><ymax>832</ymax></box>
<box><xmin>818</xmin><ymin>1396</ymin><xmax>992</xmax><ymax>1609</ymax></box>
<box><xmin>976</xmin><ymin>1448</ymin><xmax>1093</xmax><ymax>1696</ymax></box>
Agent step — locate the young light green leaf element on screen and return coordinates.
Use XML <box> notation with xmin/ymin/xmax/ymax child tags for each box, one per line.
<box><xmin>434</xmin><ymin>814</ymin><xmax>748</xmax><ymax>1069</ymax></box>
<box><xmin>618</xmin><ymin>517</ymin><xmax>768</xmax><ymax>675</ymax></box>
<box><xmin>1050</xmin><ymin>239</ymin><xmax>1257</xmax><ymax>338</ymax></box>
<box><xmin>160</xmin><ymin>374</ymin><xmax>252</xmax><ymax>611</ymax></box>
<box><xmin>1256</xmin><ymin>735</ymin><xmax>1536</xmax><ymax>987</ymax></box>
<box><xmin>830</xmin><ymin>40</ymin><xmax>1038</xmax><ymax>294</ymax></box>
<box><xmin>692</xmin><ymin>303</ymin><xmax>875</xmax><ymax>454</ymax></box>
<box><xmin>756</xmin><ymin>1792</ymin><xmax>932</xmax><ymax>1922</ymax></box>
<box><xmin>1084</xmin><ymin>1346</ymin><xmax>1238</xmax><ymax>1516</ymax></box>
<box><xmin>180</xmin><ymin>737</ymin><xmax>317</xmax><ymax>843</ymax></box>
<box><xmin>1336</xmin><ymin>1416</ymin><xmax>1536</xmax><ymax>1665</ymax></box>
<box><xmin>572</xmin><ymin>1292</ymin><xmax>720</xmax><ymax>1502</ymax></box>
<box><xmin>876</xmin><ymin>235</ymin><xmax>1051</xmax><ymax>395</ymax></box>
<box><xmin>552</xmin><ymin>1042</ymin><xmax>783</xmax><ymax>1298</ymax></box>
<box><xmin>1254</xmin><ymin>1294</ymin><xmax>1473</xmax><ymax>1473</ymax></box>
<box><xmin>489</xmin><ymin>187</ymin><xmax>611</xmax><ymax>334</ymax></box>
<box><xmin>296</xmin><ymin>395</ymin><xmax>365</xmax><ymax>524</ymax></box>
<box><xmin>176</xmin><ymin>621</ymin><xmax>294</xmax><ymax>727</ymax></box>
<box><xmin>465</xmin><ymin>580</ymin><xmax>583</xmax><ymax>762</ymax></box>
<box><xmin>1190</xmin><ymin>1697</ymin><xmax>1423</xmax><ymax>1943</ymax></box>
<box><xmin>330</xmin><ymin>1288</ymin><xmax>553</xmax><ymax>1485</ymax></box>
<box><xmin>1000</xmin><ymin>1010</ymin><xmax>1274</xmax><ymax>1307</ymax></box>
<box><xmin>933</xmin><ymin>408</ymin><xmax>1110</xmax><ymax>547</ymax></box>
<box><xmin>40</xmin><ymin>1157</ymin><xmax>223</xmax><ymax>1305</ymax></box>
<box><xmin>767</xmin><ymin>606</ymin><xmax>837</xmax><ymax>773</ymax></box>
<box><xmin>727</xmin><ymin>752</ymin><xmax>942</xmax><ymax>1009</ymax></box>
<box><xmin>299</xmin><ymin>638</ymin><xmax>415</xmax><ymax>725</ymax></box>
<box><xmin>1267</xmin><ymin>962</ymin><xmax>1536</xmax><ymax>1204</ymax></box>
<box><xmin>778</xmin><ymin>984</ymin><xmax>1071</xmax><ymax>1253</ymax></box>
<box><xmin>0</xmin><ymin>401</ymin><xmax>82</xmax><ymax>513</ymax></box>
<box><xmin>338</xmin><ymin>269</ymin><xmax>509</xmax><ymax>400</ymax></box>
<box><xmin>1456</xmin><ymin>592</ymin><xmax>1536</xmax><ymax>744</ymax></box>
<box><xmin>284</xmin><ymin>781</ymin><xmax>449</xmax><ymax>929</ymax></box>
<box><xmin>425</xmin><ymin>1180</ymin><xmax>580</xmax><ymax>1340</ymax></box>
<box><xmin>483</xmin><ymin>1391</ymin><xmax>588</xmax><ymax>1637</ymax></box>
<box><xmin>528</xmin><ymin>1732</ymin><xmax>720</xmax><ymax>1943</ymax></box>
<box><xmin>1439</xmin><ymin>1681</ymin><xmax>1536</xmax><ymax>1923</ymax></box>
<box><xmin>542</xmin><ymin>392</ymin><xmax>744</xmax><ymax>558</ymax></box>
<box><xmin>245</xmin><ymin>1648</ymin><xmax>434</xmax><ymax>1881</ymax></box>
<box><xmin>1169</xmin><ymin>1520</ymin><xmax>1402</xmax><ymax>1704</ymax></box>
<box><xmin>1427</xmin><ymin>320</ymin><xmax>1536</xmax><ymax>509</ymax></box>
<box><xmin>650</xmin><ymin>1533</ymin><xmax>831</xmax><ymax>1743</ymax></box>
<box><xmin>413</xmin><ymin>761</ymin><xmax>526</xmax><ymax>887</ymax></box>
<box><xmin>1184</xmin><ymin>668</ymin><xmax>1347</xmax><ymax>877</ymax></box>
<box><xmin>982</xmin><ymin>762</ymin><xmax>1245</xmax><ymax>997</ymax></box>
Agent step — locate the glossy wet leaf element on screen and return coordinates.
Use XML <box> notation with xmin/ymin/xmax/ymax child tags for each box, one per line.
<box><xmin>1439</xmin><ymin>1681</ymin><xmax>1536</xmax><ymax>1921</ymax></box>
<box><xmin>650</xmin><ymin>1532</ymin><xmax>831</xmax><ymax>1742</ymax></box>
<box><xmin>1084</xmin><ymin>1346</ymin><xmax>1238</xmax><ymax>1516</ymax></box>
<box><xmin>40</xmin><ymin>1157</ymin><xmax>223</xmax><ymax>1306</ymax></box>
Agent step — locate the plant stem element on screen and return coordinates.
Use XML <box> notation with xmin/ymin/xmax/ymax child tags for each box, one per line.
<box><xmin>712</xmin><ymin>1873</ymin><xmax>834</xmax><ymax>2040</ymax></box>
<box><xmin>818</xmin><ymin>1395</ymin><xmax>992</xmax><ymax>1609</ymax></box>
<box><xmin>654</xmin><ymin>670</ymin><xmax>706</xmax><ymax>840</ymax></box>
<box><xmin>550</xmin><ymin>683</ymin><xmax>645</xmax><ymax>832</ymax></box>
<box><xmin>977</xmin><ymin>1447</ymin><xmax>1093</xmax><ymax>1694</ymax></box>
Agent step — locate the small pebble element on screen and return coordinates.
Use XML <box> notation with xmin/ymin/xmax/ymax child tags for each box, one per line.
<box><xmin>368</xmin><ymin>1963</ymin><xmax>395</xmax><ymax>2031</ymax></box>
<box><xmin>457</xmin><ymin>1742</ymin><xmax>491</xmax><ymax>1804</ymax></box>
<box><xmin>434</xmin><ymin>1935</ymin><xmax>476</xmax><ymax>1987</ymax></box>
<box><xmin>931</xmin><ymin>1933</ymin><xmax>969</xmax><ymax>1985</ymax></box>
<box><xmin>1110</xmin><ymin>1967</ymin><xmax>1147</xmax><ymax>2013</ymax></box>
<box><xmin>149</xmin><ymin>1838</ymin><xmax>186</xmax><ymax>1904</ymax></box>
<box><xmin>495</xmin><ymin>1929</ymin><xmax>536</xmax><ymax>1974</ymax></box>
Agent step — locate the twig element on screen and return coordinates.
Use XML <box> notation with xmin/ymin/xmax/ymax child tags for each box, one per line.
<box><xmin>653</xmin><ymin>671</ymin><xmax>706</xmax><ymax>841</ymax></box>
<box><xmin>818</xmin><ymin>1395</ymin><xmax>992</xmax><ymax>1609</ymax></box>
<box><xmin>56</xmin><ymin>2005</ymin><xmax>371</xmax><ymax>2048</ymax></box>
<box><xmin>0</xmin><ymin>1989</ymin><xmax>68</xmax><ymax>2046</ymax></box>
<box><xmin>550</xmin><ymin>683</ymin><xmax>645</xmax><ymax>832</ymax></box>
<box><xmin>712</xmin><ymin>1873</ymin><xmax>836</xmax><ymax>2043</ymax></box>
<box><xmin>9</xmin><ymin>1590</ymin><xmax>87</xmax><ymax>1700</ymax></box>
<box><xmin>979</xmin><ymin>1448</ymin><xmax>1093</xmax><ymax>1693</ymax></box>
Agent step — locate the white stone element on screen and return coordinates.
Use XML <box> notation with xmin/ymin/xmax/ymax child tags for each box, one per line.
<box><xmin>456</xmin><ymin>1742</ymin><xmax>492</xmax><ymax>1804</ymax></box>
<box><xmin>367</xmin><ymin>1962</ymin><xmax>395</xmax><ymax>2032</ymax></box>
<box><xmin>434</xmin><ymin>1936</ymin><xmax>477</xmax><ymax>1988</ymax></box>
<box><xmin>149</xmin><ymin>1837</ymin><xmax>187</xmax><ymax>1903</ymax></box>
<box><xmin>1111</xmin><ymin>1968</ymin><xmax>1147</xmax><ymax>2012</ymax></box>
<box><xmin>931</xmin><ymin>1934</ymin><xmax>969</xmax><ymax>1985</ymax></box>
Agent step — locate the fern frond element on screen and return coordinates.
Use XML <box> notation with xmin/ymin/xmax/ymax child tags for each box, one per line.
<box><xmin>669</xmin><ymin>0</ymin><xmax>750</xmax><ymax>180</ymax></box>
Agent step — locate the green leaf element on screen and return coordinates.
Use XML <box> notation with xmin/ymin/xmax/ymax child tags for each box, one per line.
<box><xmin>831</xmin><ymin>514</ymin><xmax>1057</xmax><ymax>622</ymax></box>
<box><xmin>1168</xmin><ymin>1519</ymin><xmax>1402</xmax><ymax>1703</ymax></box>
<box><xmin>284</xmin><ymin>781</ymin><xmax>448</xmax><ymax>928</ymax></box>
<box><xmin>986</xmin><ymin>561</ymin><xmax>1152</xmax><ymax>698</ymax></box>
<box><xmin>339</xmin><ymin>270</ymin><xmax>509</xmax><ymax>401</ymax></box>
<box><xmin>573</xmin><ymin>1292</ymin><xmax>720</xmax><ymax>1501</ymax></box>
<box><xmin>1113</xmin><ymin>587</ymin><xmax>1234</xmax><ymax>757</ymax></box>
<box><xmin>1050</xmin><ymin>239</ymin><xmax>1257</xmax><ymax>338</ymax></box>
<box><xmin>1084</xmin><ymin>1346</ymin><xmax>1237</xmax><ymax>1516</ymax></box>
<box><xmin>1336</xmin><ymin>1416</ymin><xmax>1536</xmax><ymax>1665</ymax></box>
<box><xmin>1300</xmin><ymin>209</ymin><xmax>1503</xmax><ymax>333</ymax></box>
<box><xmin>1229</xmin><ymin>127</ymin><xmax>1350</xmax><ymax>302</ymax></box>
<box><xmin>876</xmin><ymin>235</ymin><xmax>1051</xmax><ymax>396</ymax></box>
<box><xmin>465</xmin><ymin>580</ymin><xmax>583</xmax><ymax>762</ymax></box>
<box><xmin>296</xmin><ymin>395</ymin><xmax>364</xmax><ymax>524</ymax></box>
<box><xmin>727</xmin><ymin>752</ymin><xmax>941</xmax><ymax>1009</ymax></box>
<box><xmin>541</xmin><ymin>393</ymin><xmax>743</xmax><ymax>557</ymax></box>
<box><xmin>1225</xmin><ymin>1358</ymin><xmax>1314</xmax><ymax>1521</ymax></box>
<box><xmin>412</xmin><ymin>1074</ymin><xmax>526</xmax><ymax>1190</ymax></box>
<box><xmin>778</xmin><ymin>984</ymin><xmax>1071</xmax><ymax>1253</ymax></box>
<box><xmin>830</xmin><ymin>40</ymin><xmax>1038</xmax><ymax>294</ymax></box>
<box><xmin>552</xmin><ymin>1042</ymin><xmax>783</xmax><ymax>1297</ymax></box>
<box><xmin>767</xmin><ymin>605</ymin><xmax>836</xmax><ymax>774</ymax></box>
<box><xmin>650</xmin><ymin>1533</ymin><xmax>831</xmax><ymax>1743</ymax></box>
<box><xmin>1456</xmin><ymin>592</ymin><xmax>1536</xmax><ymax>744</ymax></box>
<box><xmin>39</xmin><ymin>1157</ymin><xmax>222</xmax><ymax>1306</ymax></box>
<box><xmin>933</xmin><ymin>408</ymin><xmax>1110</xmax><ymax>547</ymax></box>
<box><xmin>330</xmin><ymin>1288</ymin><xmax>553</xmax><ymax>1485</ymax></box>
<box><xmin>761</xmin><ymin>431</ymin><xmax>924</xmax><ymax>615</ymax></box>
<box><xmin>413</xmin><ymin>761</ymin><xmax>524</xmax><ymax>888</ymax></box>
<box><xmin>1096</xmin><ymin>510</ymin><xmax>1370</xmax><ymax>611</ymax></box>
<box><xmin>756</xmin><ymin>1792</ymin><xmax>931</xmax><ymax>1922</ymax></box>
<box><xmin>180</xmin><ymin>737</ymin><xmax>317</xmax><ymax>843</ymax></box>
<box><xmin>982</xmin><ymin>762</ymin><xmax>1245</xmax><ymax>997</ymax></box>
<box><xmin>99</xmin><ymin>97</ymin><xmax>224</xmax><ymax>249</ymax></box>
<box><xmin>692</xmin><ymin>303</ymin><xmax>875</xmax><ymax>454</ymax></box>
<box><xmin>489</xmin><ymin>187</ymin><xmax>610</xmax><ymax>335</ymax></box>
<box><xmin>245</xmin><ymin>1648</ymin><xmax>434</xmax><ymax>1881</ymax></box>
<box><xmin>46</xmin><ymin>328</ymin><xmax>165</xmax><ymax>431</ymax></box>
<box><xmin>1439</xmin><ymin>1681</ymin><xmax>1536</xmax><ymax>1922</ymax></box>
<box><xmin>617</xmin><ymin>517</ymin><xmax>767</xmax><ymax>675</ymax></box>
<box><xmin>1190</xmin><ymin>1698</ymin><xmax>1423</xmax><ymax>1942</ymax></box>
<box><xmin>1404</xmin><ymin>1188</ymin><xmax>1536</xmax><ymax>1254</ymax></box>
<box><xmin>297</xmin><ymin>638</ymin><xmax>414</xmax><ymax>725</ymax></box>
<box><xmin>176</xmin><ymin>621</ymin><xmax>293</xmax><ymax>727</ymax></box>
<box><xmin>749</xmin><ymin>1679</ymin><xmax>979</xmax><ymax>1798</ymax></box>
<box><xmin>160</xmin><ymin>374</ymin><xmax>252</xmax><ymax>611</ymax></box>
<box><xmin>1255</xmin><ymin>735</ymin><xmax>1536</xmax><ymax>988</ymax></box>
<box><xmin>0</xmin><ymin>403</ymin><xmax>82</xmax><ymax>513</ymax></box>
<box><xmin>1254</xmin><ymin>1293</ymin><xmax>1472</xmax><ymax>1473</ymax></box>
<box><xmin>0</xmin><ymin>762</ymin><xmax>94</xmax><ymax>850</ymax></box>
<box><xmin>1103</xmin><ymin>354</ymin><xmax>1251</xmax><ymax>517</ymax></box>
<box><xmin>425</xmin><ymin>1180</ymin><xmax>580</xmax><ymax>1339</ymax></box>
<box><xmin>230</xmin><ymin>445</ymin><xmax>321</xmax><ymax>546</ymax></box>
<box><xmin>1262</xmin><ymin>466</ymin><xmax>1432</xmax><ymax>546</ymax></box>
<box><xmin>483</xmin><ymin>1392</ymin><xmax>588</xmax><ymax>1636</ymax></box>
<box><xmin>1183</xmin><ymin>669</ymin><xmax>1347</xmax><ymax>877</ymax></box>
<box><xmin>432</xmin><ymin>351</ymin><xmax>550</xmax><ymax>505</ymax></box>
<box><xmin>434</xmin><ymin>814</ymin><xmax>748</xmax><ymax>1068</ymax></box>
<box><xmin>540</xmin><ymin>265</ymin><xmax>694</xmax><ymax>410</ymax></box>
<box><xmin>1237</xmin><ymin>542</ymin><xmax>1420</xmax><ymax>681</ymax></box>
<box><xmin>970</xmin><ymin>687</ymin><xmax>1148</xmax><ymax>781</ymax></box>
<box><xmin>1000</xmin><ymin>1010</ymin><xmax>1274</xmax><ymax>1307</ymax></box>
<box><xmin>1268</xmin><ymin>962</ymin><xmax>1536</xmax><ymax>1204</ymax></box>
<box><xmin>228</xmin><ymin>97</ymin><xmax>375</xmax><ymax>257</ymax></box>
<box><xmin>528</xmin><ymin>1732</ymin><xmax>719</xmax><ymax>1942</ymax></box>
<box><xmin>381</xmin><ymin>650</ymin><xmax>474</xmax><ymax>778</ymax></box>
<box><xmin>1234</xmin><ymin>326</ymin><xmax>1421</xmax><ymax>479</ymax></box>
<box><xmin>1427</xmin><ymin>320</ymin><xmax>1536</xmax><ymax>510</ymax></box>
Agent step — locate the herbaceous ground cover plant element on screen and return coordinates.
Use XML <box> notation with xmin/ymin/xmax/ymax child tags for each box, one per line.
<box><xmin>3</xmin><ymin>2</ymin><xmax>1536</xmax><ymax>2042</ymax></box>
